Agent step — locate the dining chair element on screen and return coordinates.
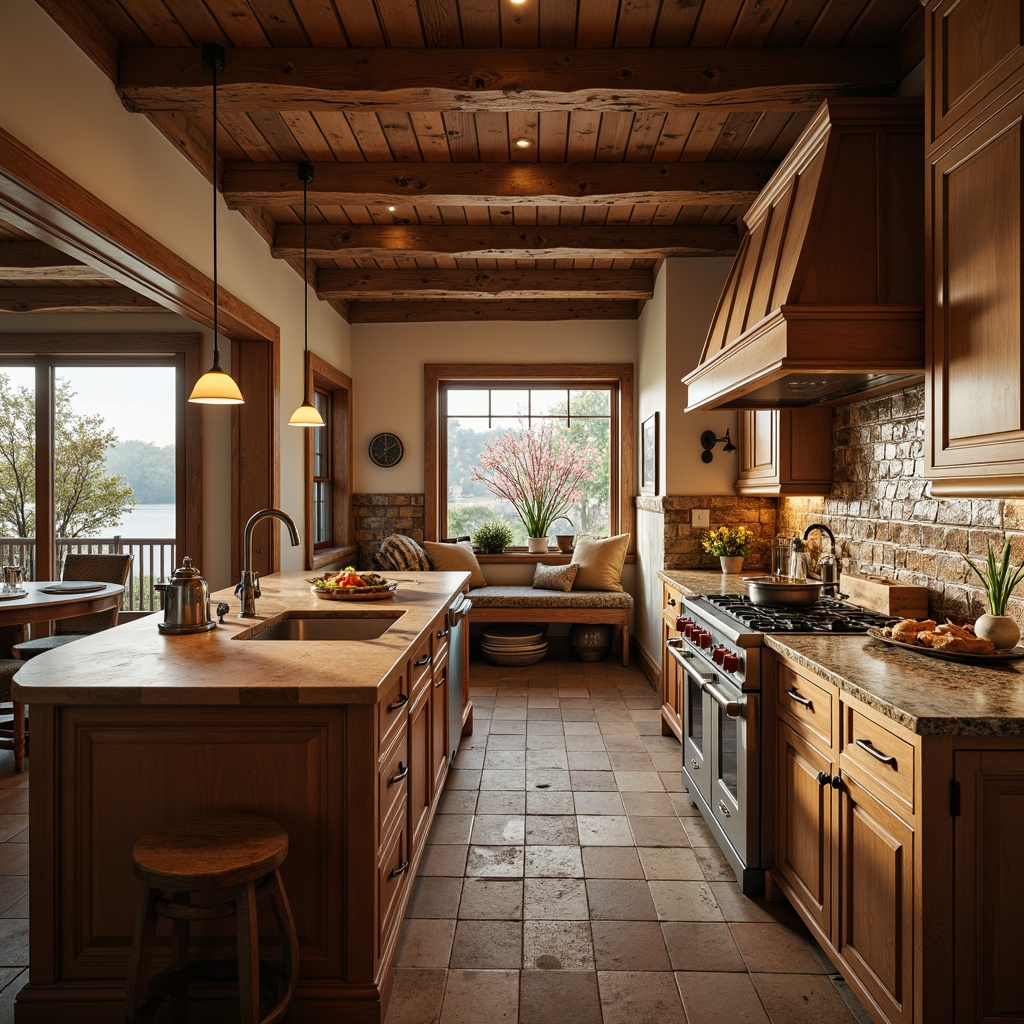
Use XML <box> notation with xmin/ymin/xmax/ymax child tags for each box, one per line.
<box><xmin>14</xmin><ymin>552</ymin><xmax>133</xmax><ymax>660</ymax></box>
<box><xmin>0</xmin><ymin>660</ymin><xmax>26</xmax><ymax>772</ymax></box>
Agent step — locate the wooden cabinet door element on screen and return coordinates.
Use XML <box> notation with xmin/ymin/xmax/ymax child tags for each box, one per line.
<box><xmin>430</xmin><ymin>662</ymin><xmax>449</xmax><ymax>796</ymax></box>
<box><xmin>735</xmin><ymin>409</ymin><xmax>832</xmax><ymax>496</ymax></box>
<box><xmin>926</xmin><ymin>92</ymin><xmax>1024</xmax><ymax>494</ymax></box>
<box><xmin>408</xmin><ymin>686</ymin><xmax>431</xmax><ymax>854</ymax></box>
<box><xmin>662</xmin><ymin>629</ymin><xmax>683</xmax><ymax>741</ymax></box>
<box><xmin>836</xmin><ymin>771</ymin><xmax>915</xmax><ymax>1024</ymax></box>
<box><xmin>953</xmin><ymin>750</ymin><xmax>1024</xmax><ymax>1023</ymax></box>
<box><xmin>775</xmin><ymin>718</ymin><xmax>833</xmax><ymax>938</ymax></box>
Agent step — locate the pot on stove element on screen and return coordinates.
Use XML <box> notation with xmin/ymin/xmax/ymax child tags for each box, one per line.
<box><xmin>743</xmin><ymin>575</ymin><xmax>823</xmax><ymax>607</ymax></box>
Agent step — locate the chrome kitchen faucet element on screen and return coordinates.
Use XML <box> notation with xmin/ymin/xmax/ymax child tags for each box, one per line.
<box><xmin>803</xmin><ymin>523</ymin><xmax>842</xmax><ymax>597</ymax></box>
<box><xmin>236</xmin><ymin>508</ymin><xmax>301</xmax><ymax>617</ymax></box>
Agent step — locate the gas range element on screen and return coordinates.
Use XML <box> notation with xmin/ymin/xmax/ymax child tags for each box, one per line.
<box><xmin>695</xmin><ymin>593</ymin><xmax>898</xmax><ymax>636</ymax></box>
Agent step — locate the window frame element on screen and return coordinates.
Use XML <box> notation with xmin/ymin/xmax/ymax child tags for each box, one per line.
<box><xmin>302</xmin><ymin>352</ymin><xmax>355</xmax><ymax>570</ymax></box>
<box><xmin>425</xmin><ymin>363</ymin><xmax>635</xmax><ymax>553</ymax></box>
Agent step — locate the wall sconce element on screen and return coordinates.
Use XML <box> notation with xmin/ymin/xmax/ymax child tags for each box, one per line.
<box><xmin>700</xmin><ymin>428</ymin><xmax>736</xmax><ymax>463</ymax></box>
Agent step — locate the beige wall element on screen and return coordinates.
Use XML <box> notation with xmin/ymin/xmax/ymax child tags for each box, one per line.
<box><xmin>349</xmin><ymin>318</ymin><xmax>638</xmax><ymax>493</ymax></box>
<box><xmin>1</xmin><ymin>0</ymin><xmax>352</xmax><ymax>586</ymax></box>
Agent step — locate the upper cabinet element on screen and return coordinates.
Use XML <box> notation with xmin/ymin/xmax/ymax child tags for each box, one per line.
<box><xmin>925</xmin><ymin>0</ymin><xmax>1024</xmax><ymax>495</ymax></box>
<box><xmin>735</xmin><ymin>409</ymin><xmax>833</xmax><ymax>496</ymax></box>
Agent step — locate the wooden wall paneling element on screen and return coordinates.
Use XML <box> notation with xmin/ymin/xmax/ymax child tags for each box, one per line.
<box><xmin>231</xmin><ymin>337</ymin><xmax>280</xmax><ymax>580</ymax></box>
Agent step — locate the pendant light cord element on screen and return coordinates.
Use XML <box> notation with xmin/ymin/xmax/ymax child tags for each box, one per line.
<box><xmin>299</xmin><ymin>161</ymin><xmax>315</xmax><ymax>406</ymax></box>
<box><xmin>201</xmin><ymin>43</ymin><xmax>225</xmax><ymax>371</ymax></box>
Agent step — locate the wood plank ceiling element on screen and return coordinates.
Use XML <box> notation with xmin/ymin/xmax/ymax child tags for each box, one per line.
<box><xmin>17</xmin><ymin>0</ymin><xmax>923</xmax><ymax>324</ymax></box>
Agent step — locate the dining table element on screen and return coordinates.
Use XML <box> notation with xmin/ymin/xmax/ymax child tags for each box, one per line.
<box><xmin>0</xmin><ymin>580</ymin><xmax>126</xmax><ymax>656</ymax></box>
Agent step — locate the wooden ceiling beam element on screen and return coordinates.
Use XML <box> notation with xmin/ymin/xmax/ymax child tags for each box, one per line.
<box><xmin>0</xmin><ymin>285</ymin><xmax>164</xmax><ymax>313</ymax></box>
<box><xmin>223</xmin><ymin>161</ymin><xmax>775</xmax><ymax>208</ymax></box>
<box><xmin>348</xmin><ymin>299</ymin><xmax>642</xmax><ymax>323</ymax></box>
<box><xmin>118</xmin><ymin>46</ymin><xmax>898</xmax><ymax>114</ymax></box>
<box><xmin>274</xmin><ymin>223</ymin><xmax>738</xmax><ymax>259</ymax></box>
<box><xmin>317</xmin><ymin>267</ymin><xmax>654</xmax><ymax>301</ymax></box>
<box><xmin>0</xmin><ymin>240</ymin><xmax>111</xmax><ymax>281</ymax></box>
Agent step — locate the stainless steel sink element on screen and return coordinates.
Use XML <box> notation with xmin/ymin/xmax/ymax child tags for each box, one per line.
<box><xmin>236</xmin><ymin>613</ymin><xmax>403</xmax><ymax>641</ymax></box>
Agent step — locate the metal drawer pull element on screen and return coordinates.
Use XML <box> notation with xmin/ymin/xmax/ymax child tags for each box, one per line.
<box><xmin>389</xmin><ymin>762</ymin><xmax>409</xmax><ymax>785</ymax></box>
<box><xmin>437</xmin><ymin>626</ymin><xmax>450</xmax><ymax>638</ymax></box>
<box><xmin>387</xmin><ymin>693</ymin><xmax>409</xmax><ymax>712</ymax></box>
<box><xmin>855</xmin><ymin>738</ymin><xmax>897</xmax><ymax>767</ymax></box>
<box><xmin>414</xmin><ymin>654</ymin><xmax>431</xmax><ymax>667</ymax></box>
<box><xmin>785</xmin><ymin>688</ymin><xmax>813</xmax><ymax>708</ymax></box>
<box><xmin>816</xmin><ymin>771</ymin><xmax>831</xmax><ymax>787</ymax></box>
<box><xmin>718</xmin><ymin>800</ymin><xmax>731</xmax><ymax>818</ymax></box>
<box><xmin>690</xmin><ymin>758</ymin><xmax>700</xmax><ymax>771</ymax></box>
<box><xmin>667</xmin><ymin>597</ymin><xmax>677</xmax><ymax>607</ymax></box>
<box><xmin>389</xmin><ymin>860</ymin><xmax>409</xmax><ymax>879</ymax></box>
<box><xmin>434</xmin><ymin>674</ymin><xmax>445</xmax><ymax>687</ymax></box>
<box><xmin>703</xmin><ymin>681</ymin><xmax>744</xmax><ymax>719</ymax></box>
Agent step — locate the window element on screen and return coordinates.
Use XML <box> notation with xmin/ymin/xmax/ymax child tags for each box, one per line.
<box><xmin>302</xmin><ymin>353</ymin><xmax>354</xmax><ymax>569</ymax></box>
<box><xmin>425</xmin><ymin>364</ymin><xmax>634</xmax><ymax>549</ymax></box>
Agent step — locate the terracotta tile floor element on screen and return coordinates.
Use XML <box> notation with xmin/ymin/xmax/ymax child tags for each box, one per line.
<box><xmin>0</xmin><ymin>655</ymin><xmax>876</xmax><ymax>1023</ymax></box>
<box><xmin>385</xmin><ymin>655</ymin><xmax>873</xmax><ymax>1024</ymax></box>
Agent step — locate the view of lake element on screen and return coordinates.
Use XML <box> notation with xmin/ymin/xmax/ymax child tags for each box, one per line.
<box><xmin>107</xmin><ymin>503</ymin><xmax>176</xmax><ymax>538</ymax></box>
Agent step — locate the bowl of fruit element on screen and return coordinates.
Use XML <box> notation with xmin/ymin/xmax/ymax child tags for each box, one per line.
<box><xmin>308</xmin><ymin>568</ymin><xmax>398</xmax><ymax>600</ymax></box>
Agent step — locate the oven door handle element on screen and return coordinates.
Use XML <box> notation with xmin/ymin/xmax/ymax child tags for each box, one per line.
<box><xmin>703</xmin><ymin>680</ymin><xmax>744</xmax><ymax>719</ymax></box>
<box><xmin>667</xmin><ymin>644</ymin><xmax>744</xmax><ymax>719</ymax></box>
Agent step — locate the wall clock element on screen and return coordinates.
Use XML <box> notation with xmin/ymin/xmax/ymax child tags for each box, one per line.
<box><xmin>369</xmin><ymin>432</ymin><xmax>404</xmax><ymax>467</ymax></box>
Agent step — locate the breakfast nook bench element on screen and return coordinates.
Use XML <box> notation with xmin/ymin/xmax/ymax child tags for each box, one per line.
<box><xmin>468</xmin><ymin>587</ymin><xmax>633</xmax><ymax>666</ymax></box>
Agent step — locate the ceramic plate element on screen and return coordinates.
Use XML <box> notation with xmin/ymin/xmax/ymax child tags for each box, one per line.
<box><xmin>0</xmin><ymin>591</ymin><xmax>28</xmax><ymax>601</ymax></box>
<box><xmin>310</xmin><ymin>580</ymin><xmax>398</xmax><ymax>600</ymax></box>
<box><xmin>40</xmin><ymin>582</ymin><xmax>106</xmax><ymax>594</ymax></box>
<box><xmin>866</xmin><ymin>626</ymin><xmax>1024</xmax><ymax>664</ymax></box>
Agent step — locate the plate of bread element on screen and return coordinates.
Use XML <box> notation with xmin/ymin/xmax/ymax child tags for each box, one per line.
<box><xmin>867</xmin><ymin>618</ymin><xmax>1024</xmax><ymax>662</ymax></box>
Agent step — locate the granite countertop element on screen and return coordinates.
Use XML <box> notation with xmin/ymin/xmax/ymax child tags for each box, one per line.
<box><xmin>657</xmin><ymin>569</ymin><xmax>1024</xmax><ymax>737</ymax></box>
<box><xmin>12</xmin><ymin>570</ymin><xmax>468</xmax><ymax>707</ymax></box>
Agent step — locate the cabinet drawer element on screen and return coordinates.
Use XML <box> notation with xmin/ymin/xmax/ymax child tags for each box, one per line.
<box><xmin>409</xmin><ymin>633</ymin><xmax>434</xmax><ymax>697</ymax></box>
<box><xmin>776</xmin><ymin>662</ymin><xmax>833</xmax><ymax>747</ymax></box>
<box><xmin>840</xmin><ymin>704</ymin><xmax>915</xmax><ymax>818</ymax></box>
<box><xmin>663</xmin><ymin>583</ymin><xmax>684</xmax><ymax>625</ymax></box>
<box><xmin>379</xmin><ymin>725</ymin><xmax>409</xmax><ymax>842</ymax></box>
<box><xmin>434</xmin><ymin>613</ymin><xmax>451</xmax><ymax>669</ymax></box>
<box><xmin>379</xmin><ymin>816</ymin><xmax>411</xmax><ymax>948</ymax></box>
<box><xmin>378</xmin><ymin>673</ymin><xmax>410</xmax><ymax>750</ymax></box>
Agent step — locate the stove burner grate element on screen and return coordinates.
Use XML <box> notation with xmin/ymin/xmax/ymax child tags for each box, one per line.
<box><xmin>700</xmin><ymin>593</ymin><xmax>897</xmax><ymax>634</ymax></box>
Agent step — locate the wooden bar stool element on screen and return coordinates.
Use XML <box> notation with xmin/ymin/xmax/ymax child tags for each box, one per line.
<box><xmin>125</xmin><ymin>813</ymin><xmax>299</xmax><ymax>1024</ymax></box>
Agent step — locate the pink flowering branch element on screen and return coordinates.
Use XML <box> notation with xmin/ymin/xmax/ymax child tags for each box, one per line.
<box><xmin>471</xmin><ymin>422</ymin><xmax>597</xmax><ymax>538</ymax></box>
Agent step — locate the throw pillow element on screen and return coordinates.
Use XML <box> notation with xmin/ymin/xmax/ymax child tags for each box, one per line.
<box><xmin>378</xmin><ymin>534</ymin><xmax>432</xmax><ymax>572</ymax></box>
<box><xmin>423</xmin><ymin>540</ymin><xmax>488</xmax><ymax>590</ymax></box>
<box><xmin>571</xmin><ymin>533</ymin><xmax>630</xmax><ymax>591</ymax></box>
<box><xmin>532</xmin><ymin>562</ymin><xmax>579</xmax><ymax>592</ymax></box>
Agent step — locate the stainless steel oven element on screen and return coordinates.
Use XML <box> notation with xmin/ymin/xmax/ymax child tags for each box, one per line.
<box><xmin>667</xmin><ymin>592</ymin><xmax>898</xmax><ymax>896</ymax></box>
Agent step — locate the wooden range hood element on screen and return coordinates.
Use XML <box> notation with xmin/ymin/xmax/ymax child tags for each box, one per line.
<box><xmin>683</xmin><ymin>98</ymin><xmax>924</xmax><ymax>411</ymax></box>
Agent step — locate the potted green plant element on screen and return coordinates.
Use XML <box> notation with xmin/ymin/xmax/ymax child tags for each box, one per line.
<box><xmin>473</xmin><ymin>519</ymin><xmax>515</xmax><ymax>555</ymax></box>
<box><xmin>963</xmin><ymin>540</ymin><xmax>1024</xmax><ymax>649</ymax></box>
<box><xmin>701</xmin><ymin>525</ymin><xmax>755</xmax><ymax>574</ymax></box>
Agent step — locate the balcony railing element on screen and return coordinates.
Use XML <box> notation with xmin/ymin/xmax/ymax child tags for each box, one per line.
<box><xmin>0</xmin><ymin>536</ymin><xmax>176</xmax><ymax>612</ymax></box>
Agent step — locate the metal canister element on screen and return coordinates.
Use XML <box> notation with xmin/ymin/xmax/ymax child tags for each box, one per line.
<box><xmin>154</xmin><ymin>556</ymin><xmax>216</xmax><ymax>634</ymax></box>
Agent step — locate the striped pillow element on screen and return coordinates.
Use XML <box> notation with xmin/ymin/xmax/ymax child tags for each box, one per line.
<box><xmin>378</xmin><ymin>534</ymin><xmax>432</xmax><ymax>572</ymax></box>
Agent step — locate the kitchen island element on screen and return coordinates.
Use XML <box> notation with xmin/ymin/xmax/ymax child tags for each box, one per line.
<box><xmin>11</xmin><ymin>570</ymin><xmax>471</xmax><ymax>1024</ymax></box>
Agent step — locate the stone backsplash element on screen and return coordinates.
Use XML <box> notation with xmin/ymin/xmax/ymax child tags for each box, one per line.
<box><xmin>637</xmin><ymin>495</ymin><xmax>776</xmax><ymax>571</ymax></box>
<box><xmin>777</xmin><ymin>383</ymin><xmax>1024</xmax><ymax>624</ymax></box>
<box><xmin>353</xmin><ymin>493</ymin><xmax>424</xmax><ymax>567</ymax></box>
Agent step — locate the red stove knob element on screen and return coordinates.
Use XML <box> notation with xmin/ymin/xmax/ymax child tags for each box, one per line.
<box><xmin>698</xmin><ymin>632</ymin><xmax>712</xmax><ymax>649</ymax></box>
<box><xmin>675</xmin><ymin>616</ymin><xmax>690</xmax><ymax>633</ymax></box>
<box><xmin>723</xmin><ymin>652</ymin><xmax>739</xmax><ymax>673</ymax></box>
<box><xmin>712</xmin><ymin>646</ymin><xmax>726</xmax><ymax>664</ymax></box>
<box><xmin>684</xmin><ymin>623</ymin><xmax>698</xmax><ymax>639</ymax></box>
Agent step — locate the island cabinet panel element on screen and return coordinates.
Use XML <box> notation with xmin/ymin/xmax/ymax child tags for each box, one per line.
<box><xmin>407</xmin><ymin>684</ymin><xmax>432</xmax><ymax>853</ymax></box>
<box><xmin>431</xmin><ymin>659</ymin><xmax>449</xmax><ymax>795</ymax></box>
<box><xmin>925</xmin><ymin>0</ymin><xmax>1024</xmax><ymax>495</ymax></box>
<box><xmin>952</xmin><ymin>750</ymin><xmax>1024</xmax><ymax>1022</ymax></box>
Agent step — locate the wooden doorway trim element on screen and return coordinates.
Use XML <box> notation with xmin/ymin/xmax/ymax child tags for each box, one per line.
<box><xmin>0</xmin><ymin>127</ymin><xmax>281</xmax><ymax>580</ymax></box>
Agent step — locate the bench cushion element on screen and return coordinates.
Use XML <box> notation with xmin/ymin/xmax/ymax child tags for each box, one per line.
<box><xmin>470</xmin><ymin>586</ymin><xmax>633</xmax><ymax>610</ymax></box>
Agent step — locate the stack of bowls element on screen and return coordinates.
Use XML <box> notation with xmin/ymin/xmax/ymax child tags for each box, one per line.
<box><xmin>481</xmin><ymin>624</ymin><xmax>548</xmax><ymax>666</ymax></box>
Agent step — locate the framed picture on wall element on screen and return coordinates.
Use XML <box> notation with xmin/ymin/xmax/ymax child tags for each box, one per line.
<box><xmin>641</xmin><ymin>412</ymin><xmax>658</xmax><ymax>495</ymax></box>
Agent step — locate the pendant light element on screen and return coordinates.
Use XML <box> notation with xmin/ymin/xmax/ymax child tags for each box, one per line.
<box><xmin>189</xmin><ymin>43</ymin><xmax>244</xmax><ymax>405</ymax></box>
<box><xmin>288</xmin><ymin>160</ymin><xmax>325</xmax><ymax>428</ymax></box>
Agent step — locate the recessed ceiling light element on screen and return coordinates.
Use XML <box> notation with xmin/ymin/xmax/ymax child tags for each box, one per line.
<box><xmin>514</xmin><ymin>138</ymin><xmax>531</xmax><ymax>149</ymax></box>
<box><xmin>509</xmin><ymin>0</ymin><xmax>528</xmax><ymax>4</ymax></box>
<box><xmin>388</xmin><ymin>205</ymin><xmax>396</xmax><ymax>212</ymax></box>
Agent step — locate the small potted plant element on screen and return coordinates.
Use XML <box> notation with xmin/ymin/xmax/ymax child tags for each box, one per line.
<box><xmin>473</xmin><ymin>519</ymin><xmax>515</xmax><ymax>555</ymax></box>
<box><xmin>701</xmin><ymin>525</ymin><xmax>755</xmax><ymax>574</ymax></box>
<box><xmin>963</xmin><ymin>540</ymin><xmax>1024</xmax><ymax>649</ymax></box>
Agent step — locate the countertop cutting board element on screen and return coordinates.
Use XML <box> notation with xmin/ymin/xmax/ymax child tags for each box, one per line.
<box><xmin>841</xmin><ymin>572</ymin><xmax>929</xmax><ymax>620</ymax></box>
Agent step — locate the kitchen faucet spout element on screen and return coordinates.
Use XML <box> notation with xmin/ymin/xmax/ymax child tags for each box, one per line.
<box><xmin>802</xmin><ymin>523</ymin><xmax>841</xmax><ymax>596</ymax></box>
<box><xmin>236</xmin><ymin>508</ymin><xmax>301</xmax><ymax>618</ymax></box>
